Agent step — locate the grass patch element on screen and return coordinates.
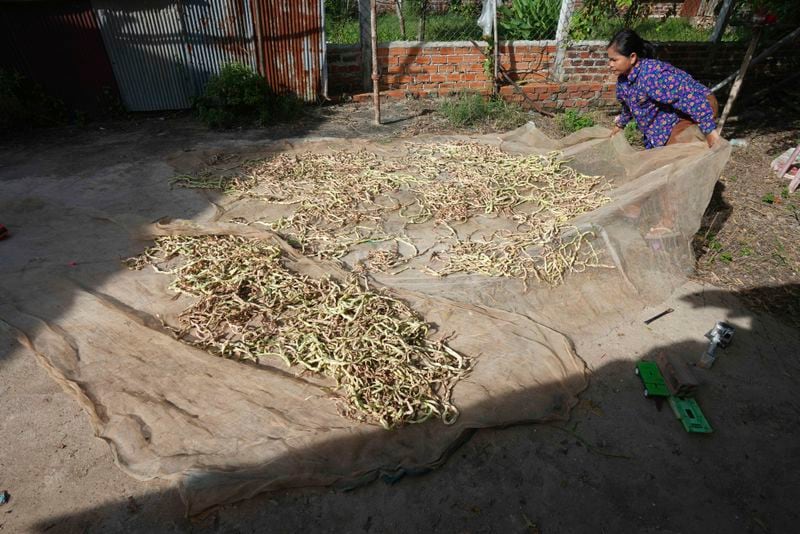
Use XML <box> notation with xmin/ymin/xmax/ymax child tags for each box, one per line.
<box><xmin>438</xmin><ymin>92</ymin><xmax>528</xmax><ymax>130</ymax></box>
<box><xmin>557</xmin><ymin>109</ymin><xmax>595</xmax><ymax>134</ymax></box>
<box><xmin>326</xmin><ymin>10</ymin><xmax>482</xmax><ymax>44</ymax></box>
<box><xmin>624</xmin><ymin>120</ymin><xmax>642</xmax><ymax>146</ymax></box>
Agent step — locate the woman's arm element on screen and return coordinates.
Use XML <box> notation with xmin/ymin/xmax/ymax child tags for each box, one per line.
<box><xmin>611</xmin><ymin>100</ymin><xmax>633</xmax><ymax>137</ymax></box>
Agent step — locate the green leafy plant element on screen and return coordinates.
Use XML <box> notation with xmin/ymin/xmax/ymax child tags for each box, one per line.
<box><xmin>762</xmin><ymin>192</ymin><xmax>775</xmax><ymax>204</ymax></box>
<box><xmin>719</xmin><ymin>251</ymin><xmax>734</xmax><ymax>263</ymax></box>
<box><xmin>624</xmin><ymin>120</ymin><xmax>640</xmax><ymax>145</ymax></box>
<box><xmin>708</xmin><ymin>235</ymin><xmax>723</xmax><ymax>252</ymax></box>
<box><xmin>486</xmin><ymin>97</ymin><xmax>529</xmax><ymax>130</ymax></box>
<box><xmin>439</xmin><ymin>92</ymin><xmax>489</xmax><ymax>126</ymax></box>
<box><xmin>194</xmin><ymin>63</ymin><xmax>302</xmax><ymax>128</ymax></box>
<box><xmin>439</xmin><ymin>92</ymin><xmax>527</xmax><ymax>129</ymax></box>
<box><xmin>0</xmin><ymin>69</ymin><xmax>66</xmax><ymax>131</ymax></box>
<box><xmin>558</xmin><ymin>109</ymin><xmax>595</xmax><ymax>133</ymax></box>
<box><xmin>499</xmin><ymin>0</ymin><xmax>561</xmax><ymax>40</ymax></box>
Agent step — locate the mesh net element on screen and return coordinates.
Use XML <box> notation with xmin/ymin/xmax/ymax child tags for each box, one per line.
<box><xmin>0</xmin><ymin>123</ymin><xmax>731</xmax><ymax>515</ymax></box>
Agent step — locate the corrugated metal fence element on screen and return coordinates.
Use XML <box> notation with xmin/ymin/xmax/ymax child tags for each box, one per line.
<box><xmin>0</xmin><ymin>0</ymin><xmax>117</xmax><ymax>113</ymax></box>
<box><xmin>0</xmin><ymin>0</ymin><xmax>326</xmax><ymax>112</ymax></box>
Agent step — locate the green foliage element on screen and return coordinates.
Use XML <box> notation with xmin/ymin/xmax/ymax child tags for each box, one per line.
<box><xmin>486</xmin><ymin>96</ymin><xmax>529</xmax><ymax>130</ymax></box>
<box><xmin>450</xmin><ymin>0</ymin><xmax>481</xmax><ymax>18</ymax></box>
<box><xmin>439</xmin><ymin>92</ymin><xmax>527</xmax><ymax>129</ymax></box>
<box><xmin>325</xmin><ymin>7</ymin><xmax>482</xmax><ymax>44</ymax></box>
<box><xmin>325</xmin><ymin>0</ymin><xmax>358</xmax><ymax>20</ymax></box>
<box><xmin>194</xmin><ymin>63</ymin><xmax>302</xmax><ymax>129</ymax></box>
<box><xmin>761</xmin><ymin>192</ymin><xmax>775</xmax><ymax>204</ymax></box>
<box><xmin>558</xmin><ymin>109</ymin><xmax>595</xmax><ymax>133</ymax></box>
<box><xmin>439</xmin><ymin>92</ymin><xmax>490</xmax><ymax>126</ymax></box>
<box><xmin>499</xmin><ymin>0</ymin><xmax>560</xmax><ymax>40</ymax></box>
<box><xmin>634</xmin><ymin>17</ymin><xmax>719</xmax><ymax>42</ymax></box>
<box><xmin>624</xmin><ymin>120</ymin><xmax>640</xmax><ymax>145</ymax></box>
<box><xmin>0</xmin><ymin>69</ymin><xmax>66</xmax><ymax>131</ymax></box>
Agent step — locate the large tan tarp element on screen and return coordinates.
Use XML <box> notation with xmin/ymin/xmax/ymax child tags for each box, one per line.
<box><xmin>0</xmin><ymin>123</ymin><xmax>730</xmax><ymax>515</ymax></box>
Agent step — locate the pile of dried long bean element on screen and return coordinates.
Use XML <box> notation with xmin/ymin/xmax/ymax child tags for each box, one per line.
<box><xmin>128</xmin><ymin>235</ymin><xmax>470</xmax><ymax>429</ymax></box>
<box><xmin>172</xmin><ymin>143</ymin><xmax>610</xmax><ymax>284</ymax></box>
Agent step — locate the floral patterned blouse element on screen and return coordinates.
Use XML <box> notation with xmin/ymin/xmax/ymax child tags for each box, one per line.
<box><xmin>614</xmin><ymin>58</ymin><xmax>716</xmax><ymax>149</ymax></box>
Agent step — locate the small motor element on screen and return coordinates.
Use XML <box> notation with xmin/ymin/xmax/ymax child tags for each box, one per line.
<box><xmin>698</xmin><ymin>321</ymin><xmax>735</xmax><ymax>369</ymax></box>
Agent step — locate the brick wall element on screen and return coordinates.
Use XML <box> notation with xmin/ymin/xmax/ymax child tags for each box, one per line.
<box><xmin>328</xmin><ymin>37</ymin><xmax>800</xmax><ymax>111</ymax></box>
<box><xmin>328</xmin><ymin>45</ymin><xmax>363</xmax><ymax>95</ymax></box>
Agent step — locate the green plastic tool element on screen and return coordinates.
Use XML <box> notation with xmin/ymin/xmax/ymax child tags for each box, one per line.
<box><xmin>634</xmin><ymin>361</ymin><xmax>670</xmax><ymax>397</ymax></box>
<box><xmin>668</xmin><ymin>396</ymin><xmax>713</xmax><ymax>433</ymax></box>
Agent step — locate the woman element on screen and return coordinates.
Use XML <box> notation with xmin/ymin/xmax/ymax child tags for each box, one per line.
<box><xmin>608</xmin><ymin>29</ymin><xmax>720</xmax><ymax>149</ymax></box>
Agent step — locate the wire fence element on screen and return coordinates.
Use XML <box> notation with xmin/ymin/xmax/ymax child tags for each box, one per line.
<box><xmin>324</xmin><ymin>0</ymin><xmax>754</xmax><ymax>46</ymax></box>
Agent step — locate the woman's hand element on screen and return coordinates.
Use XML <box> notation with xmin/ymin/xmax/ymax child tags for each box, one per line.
<box><xmin>610</xmin><ymin>126</ymin><xmax>622</xmax><ymax>137</ymax></box>
<box><xmin>706</xmin><ymin>130</ymin><xmax>720</xmax><ymax>148</ymax></box>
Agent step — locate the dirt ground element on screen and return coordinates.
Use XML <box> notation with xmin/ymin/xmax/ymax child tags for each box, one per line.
<box><xmin>1</xmin><ymin>101</ymin><xmax>799</xmax><ymax>534</ymax></box>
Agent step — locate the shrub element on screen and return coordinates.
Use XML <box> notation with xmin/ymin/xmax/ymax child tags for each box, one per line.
<box><xmin>499</xmin><ymin>0</ymin><xmax>561</xmax><ymax>40</ymax></box>
<box><xmin>439</xmin><ymin>92</ymin><xmax>528</xmax><ymax>129</ymax></box>
<box><xmin>624</xmin><ymin>120</ymin><xmax>641</xmax><ymax>145</ymax></box>
<box><xmin>439</xmin><ymin>92</ymin><xmax>490</xmax><ymax>126</ymax></box>
<box><xmin>558</xmin><ymin>109</ymin><xmax>595</xmax><ymax>133</ymax></box>
<box><xmin>0</xmin><ymin>69</ymin><xmax>66</xmax><ymax>131</ymax></box>
<box><xmin>194</xmin><ymin>63</ymin><xmax>303</xmax><ymax>128</ymax></box>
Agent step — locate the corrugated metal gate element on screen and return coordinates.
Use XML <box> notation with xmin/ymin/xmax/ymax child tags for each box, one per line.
<box><xmin>0</xmin><ymin>1</ymin><xmax>117</xmax><ymax>113</ymax></box>
<box><xmin>251</xmin><ymin>0</ymin><xmax>325</xmax><ymax>102</ymax></box>
<box><xmin>91</xmin><ymin>0</ymin><xmax>324</xmax><ymax>111</ymax></box>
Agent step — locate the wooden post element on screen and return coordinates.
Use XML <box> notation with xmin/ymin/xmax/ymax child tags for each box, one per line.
<box><xmin>371</xmin><ymin>0</ymin><xmax>380</xmax><ymax>125</ymax></box>
<box><xmin>358</xmin><ymin>0</ymin><xmax>371</xmax><ymax>91</ymax></box>
<box><xmin>709</xmin><ymin>0</ymin><xmax>736</xmax><ymax>43</ymax></box>
<box><xmin>553</xmin><ymin>0</ymin><xmax>576</xmax><ymax>82</ymax></box>
<box><xmin>493</xmin><ymin>0</ymin><xmax>499</xmax><ymax>96</ymax></box>
<box><xmin>717</xmin><ymin>27</ymin><xmax>761</xmax><ymax>133</ymax></box>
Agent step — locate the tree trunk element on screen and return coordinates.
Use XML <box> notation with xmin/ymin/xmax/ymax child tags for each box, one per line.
<box><xmin>395</xmin><ymin>0</ymin><xmax>406</xmax><ymax>40</ymax></box>
<box><xmin>417</xmin><ymin>0</ymin><xmax>428</xmax><ymax>41</ymax></box>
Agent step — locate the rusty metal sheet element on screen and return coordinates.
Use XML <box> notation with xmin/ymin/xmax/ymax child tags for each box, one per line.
<box><xmin>93</xmin><ymin>0</ymin><xmax>271</xmax><ymax>111</ymax></box>
<box><xmin>181</xmin><ymin>0</ymin><xmax>258</xmax><ymax>95</ymax></box>
<box><xmin>93</xmin><ymin>0</ymin><xmax>194</xmax><ymax>111</ymax></box>
<box><xmin>0</xmin><ymin>0</ymin><xmax>117</xmax><ymax>113</ymax></box>
<box><xmin>251</xmin><ymin>0</ymin><xmax>326</xmax><ymax>102</ymax></box>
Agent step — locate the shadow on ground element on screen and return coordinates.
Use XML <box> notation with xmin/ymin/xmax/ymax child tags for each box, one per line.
<box><xmin>1</xmin><ymin>114</ymin><xmax>798</xmax><ymax>534</ymax></box>
<box><xmin>23</xmin><ymin>281</ymin><xmax>800</xmax><ymax>533</ymax></box>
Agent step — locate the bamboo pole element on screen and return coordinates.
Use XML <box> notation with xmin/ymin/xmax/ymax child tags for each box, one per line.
<box><xmin>711</xmin><ymin>26</ymin><xmax>800</xmax><ymax>93</ymax></box>
<box><xmin>717</xmin><ymin>27</ymin><xmax>761</xmax><ymax>133</ymax></box>
<box><xmin>371</xmin><ymin>0</ymin><xmax>380</xmax><ymax>125</ymax></box>
<box><xmin>493</xmin><ymin>0</ymin><xmax>499</xmax><ymax>96</ymax></box>
<box><xmin>709</xmin><ymin>0</ymin><xmax>736</xmax><ymax>43</ymax></box>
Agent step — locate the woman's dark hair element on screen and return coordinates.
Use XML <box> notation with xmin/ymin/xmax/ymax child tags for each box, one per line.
<box><xmin>608</xmin><ymin>29</ymin><xmax>657</xmax><ymax>59</ymax></box>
